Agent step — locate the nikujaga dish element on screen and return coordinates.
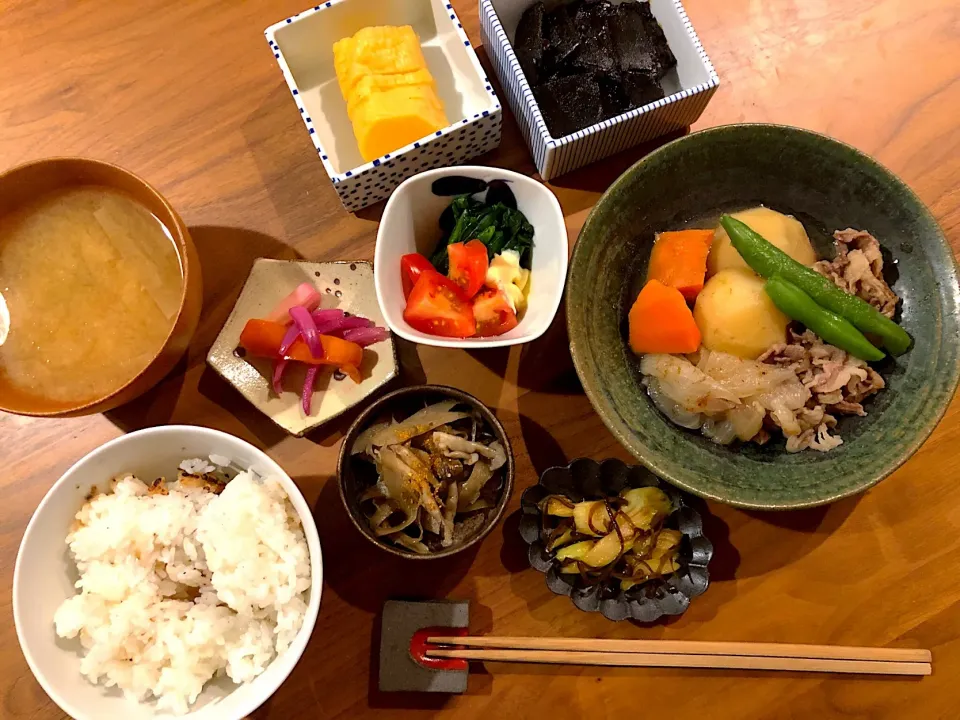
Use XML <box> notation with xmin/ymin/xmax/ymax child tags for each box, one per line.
<box><xmin>628</xmin><ymin>207</ymin><xmax>912</xmax><ymax>452</ymax></box>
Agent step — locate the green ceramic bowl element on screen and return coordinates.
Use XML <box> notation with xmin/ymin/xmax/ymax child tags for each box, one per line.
<box><xmin>568</xmin><ymin>124</ymin><xmax>960</xmax><ymax>510</ymax></box>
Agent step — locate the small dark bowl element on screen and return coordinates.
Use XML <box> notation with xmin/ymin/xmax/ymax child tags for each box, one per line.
<box><xmin>519</xmin><ymin>458</ymin><xmax>713</xmax><ymax>622</ymax></box>
<box><xmin>338</xmin><ymin>384</ymin><xmax>515</xmax><ymax>559</ymax></box>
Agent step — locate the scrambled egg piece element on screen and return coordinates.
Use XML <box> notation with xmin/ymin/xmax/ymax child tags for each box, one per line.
<box><xmin>485</xmin><ymin>250</ymin><xmax>530</xmax><ymax>312</ymax></box>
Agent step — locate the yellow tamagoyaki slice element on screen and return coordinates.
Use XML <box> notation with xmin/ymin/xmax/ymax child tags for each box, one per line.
<box><xmin>333</xmin><ymin>25</ymin><xmax>428</xmax><ymax>99</ymax></box>
<box><xmin>349</xmin><ymin>84</ymin><xmax>448</xmax><ymax>162</ymax></box>
<box><xmin>345</xmin><ymin>68</ymin><xmax>439</xmax><ymax>121</ymax></box>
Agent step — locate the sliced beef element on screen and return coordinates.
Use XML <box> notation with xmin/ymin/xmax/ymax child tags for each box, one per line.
<box><xmin>813</xmin><ymin>228</ymin><xmax>900</xmax><ymax>318</ymax></box>
<box><xmin>759</xmin><ymin>329</ymin><xmax>885</xmax><ymax>452</ymax></box>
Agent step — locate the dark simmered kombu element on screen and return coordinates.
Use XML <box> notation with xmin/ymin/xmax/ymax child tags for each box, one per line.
<box><xmin>513</xmin><ymin>0</ymin><xmax>677</xmax><ymax>138</ymax></box>
<box><xmin>536</xmin><ymin>74</ymin><xmax>604</xmax><ymax>139</ymax></box>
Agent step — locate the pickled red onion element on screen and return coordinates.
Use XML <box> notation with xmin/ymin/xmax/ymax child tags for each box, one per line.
<box><xmin>312</xmin><ymin>308</ymin><xmax>345</xmax><ymax>322</ymax></box>
<box><xmin>272</xmin><ymin>359</ymin><xmax>288</xmax><ymax>395</ymax></box>
<box><xmin>341</xmin><ymin>326</ymin><xmax>390</xmax><ymax>347</ymax></box>
<box><xmin>278</xmin><ymin>324</ymin><xmax>300</xmax><ymax>356</ymax></box>
<box><xmin>289</xmin><ymin>306</ymin><xmax>323</xmax><ymax>358</ymax></box>
<box><xmin>312</xmin><ymin>309</ymin><xmax>347</xmax><ymax>335</ymax></box>
<box><xmin>248</xmin><ymin>299</ymin><xmax>388</xmax><ymax>410</ymax></box>
<box><xmin>333</xmin><ymin>316</ymin><xmax>374</xmax><ymax>332</ymax></box>
<box><xmin>302</xmin><ymin>366</ymin><xmax>319</xmax><ymax>415</ymax></box>
<box><xmin>279</xmin><ymin>309</ymin><xmax>349</xmax><ymax>353</ymax></box>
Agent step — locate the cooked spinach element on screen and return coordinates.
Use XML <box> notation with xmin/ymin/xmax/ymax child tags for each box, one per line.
<box><xmin>430</xmin><ymin>194</ymin><xmax>534</xmax><ymax>274</ymax></box>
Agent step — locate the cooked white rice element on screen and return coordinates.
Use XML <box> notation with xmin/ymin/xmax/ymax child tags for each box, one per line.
<box><xmin>179</xmin><ymin>457</ymin><xmax>216</xmax><ymax>475</ymax></box>
<box><xmin>53</xmin><ymin>464</ymin><xmax>311</xmax><ymax>715</ymax></box>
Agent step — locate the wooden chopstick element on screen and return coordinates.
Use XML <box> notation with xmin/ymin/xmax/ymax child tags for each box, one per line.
<box><xmin>425</xmin><ymin>648</ymin><xmax>931</xmax><ymax>676</ymax></box>
<box><xmin>427</xmin><ymin>636</ymin><xmax>932</xmax><ymax>663</ymax></box>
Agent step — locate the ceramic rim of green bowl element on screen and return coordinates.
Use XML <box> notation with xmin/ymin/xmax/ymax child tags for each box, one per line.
<box><xmin>568</xmin><ymin>123</ymin><xmax>960</xmax><ymax>510</ymax></box>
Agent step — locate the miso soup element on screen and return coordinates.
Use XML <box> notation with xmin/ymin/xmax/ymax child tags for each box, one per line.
<box><xmin>0</xmin><ymin>186</ymin><xmax>183</xmax><ymax>408</ymax></box>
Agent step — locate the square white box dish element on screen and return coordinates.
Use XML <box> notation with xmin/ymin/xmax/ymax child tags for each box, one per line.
<box><xmin>480</xmin><ymin>0</ymin><xmax>719</xmax><ymax>180</ymax></box>
<box><xmin>266</xmin><ymin>0</ymin><xmax>503</xmax><ymax>212</ymax></box>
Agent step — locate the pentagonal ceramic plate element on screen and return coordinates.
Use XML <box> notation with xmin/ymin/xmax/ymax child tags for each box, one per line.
<box><xmin>207</xmin><ymin>259</ymin><xmax>397</xmax><ymax>436</ymax></box>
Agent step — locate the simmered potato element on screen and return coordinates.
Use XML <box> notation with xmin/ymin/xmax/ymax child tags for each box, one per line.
<box><xmin>708</xmin><ymin>207</ymin><xmax>816</xmax><ymax>276</ymax></box>
<box><xmin>694</xmin><ymin>269</ymin><xmax>790</xmax><ymax>359</ymax></box>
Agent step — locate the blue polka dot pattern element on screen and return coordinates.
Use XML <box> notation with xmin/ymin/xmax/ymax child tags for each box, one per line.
<box><xmin>265</xmin><ymin>0</ymin><xmax>504</xmax><ymax>212</ymax></box>
<box><xmin>332</xmin><ymin>112</ymin><xmax>502</xmax><ymax>213</ymax></box>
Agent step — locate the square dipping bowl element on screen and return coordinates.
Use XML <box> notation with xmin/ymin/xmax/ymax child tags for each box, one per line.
<box><xmin>480</xmin><ymin>0</ymin><xmax>720</xmax><ymax>180</ymax></box>
<box><xmin>375</xmin><ymin>166</ymin><xmax>567</xmax><ymax>348</ymax></box>
<box><xmin>266</xmin><ymin>0</ymin><xmax>503</xmax><ymax>212</ymax></box>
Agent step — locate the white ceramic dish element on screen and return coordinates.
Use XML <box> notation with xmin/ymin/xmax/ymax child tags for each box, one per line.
<box><xmin>480</xmin><ymin>0</ymin><xmax>720</xmax><ymax>180</ymax></box>
<box><xmin>206</xmin><ymin>259</ymin><xmax>398</xmax><ymax>437</ymax></box>
<box><xmin>375</xmin><ymin>166</ymin><xmax>567</xmax><ymax>348</ymax></box>
<box><xmin>13</xmin><ymin>426</ymin><xmax>323</xmax><ymax>720</ymax></box>
<box><xmin>266</xmin><ymin>0</ymin><xmax>502</xmax><ymax>212</ymax></box>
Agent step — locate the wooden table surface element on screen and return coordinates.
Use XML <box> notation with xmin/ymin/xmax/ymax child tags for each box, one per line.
<box><xmin>2</xmin><ymin>1</ymin><xmax>959</xmax><ymax>718</ymax></box>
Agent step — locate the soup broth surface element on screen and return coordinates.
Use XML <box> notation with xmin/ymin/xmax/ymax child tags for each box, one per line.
<box><xmin>0</xmin><ymin>185</ymin><xmax>183</xmax><ymax>407</ymax></box>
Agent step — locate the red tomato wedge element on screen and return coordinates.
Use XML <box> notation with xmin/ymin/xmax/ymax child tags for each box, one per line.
<box><xmin>239</xmin><ymin>319</ymin><xmax>363</xmax><ymax>383</ymax></box>
<box><xmin>400</xmin><ymin>253</ymin><xmax>436</xmax><ymax>299</ymax></box>
<box><xmin>447</xmin><ymin>240</ymin><xmax>489</xmax><ymax>298</ymax></box>
<box><xmin>403</xmin><ymin>272</ymin><xmax>477</xmax><ymax>338</ymax></box>
<box><xmin>473</xmin><ymin>288</ymin><xmax>519</xmax><ymax>337</ymax></box>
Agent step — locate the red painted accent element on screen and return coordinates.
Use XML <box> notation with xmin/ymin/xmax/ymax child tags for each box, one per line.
<box><xmin>410</xmin><ymin>626</ymin><xmax>469</xmax><ymax>671</ymax></box>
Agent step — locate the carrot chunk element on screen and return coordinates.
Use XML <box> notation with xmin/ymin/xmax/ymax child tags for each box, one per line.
<box><xmin>628</xmin><ymin>279</ymin><xmax>702</xmax><ymax>354</ymax></box>
<box><xmin>647</xmin><ymin>229</ymin><xmax>714</xmax><ymax>301</ymax></box>
<box><xmin>239</xmin><ymin>319</ymin><xmax>364</xmax><ymax>378</ymax></box>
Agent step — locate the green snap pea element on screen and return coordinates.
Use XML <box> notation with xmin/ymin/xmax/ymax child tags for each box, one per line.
<box><xmin>765</xmin><ymin>275</ymin><xmax>886</xmax><ymax>362</ymax></box>
<box><xmin>720</xmin><ymin>215</ymin><xmax>911</xmax><ymax>355</ymax></box>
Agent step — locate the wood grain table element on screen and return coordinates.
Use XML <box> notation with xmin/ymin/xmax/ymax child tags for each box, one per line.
<box><xmin>2</xmin><ymin>1</ymin><xmax>959</xmax><ymax>718</ymax></box>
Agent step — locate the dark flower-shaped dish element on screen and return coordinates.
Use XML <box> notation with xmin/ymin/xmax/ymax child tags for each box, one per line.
<box><xmin>519</xmin><ymin>458</ymin><xmax>713</xmax><ymax>622</ymax></box>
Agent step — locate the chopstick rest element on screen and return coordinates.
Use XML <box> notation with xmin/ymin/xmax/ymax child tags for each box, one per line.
<box><xmin>380</xmin><ymin>600</ymin><xmax>930</xmax><ymax>696</ymax></box>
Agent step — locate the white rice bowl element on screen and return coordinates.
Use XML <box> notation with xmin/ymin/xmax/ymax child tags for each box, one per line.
<box><xmin>14</xmin><ymin>426</ymin><xmax>323</xmax><ymax>720</ymax></box>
